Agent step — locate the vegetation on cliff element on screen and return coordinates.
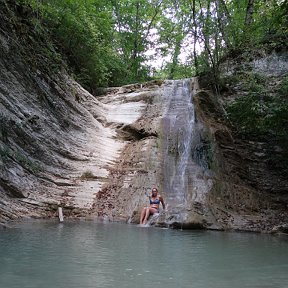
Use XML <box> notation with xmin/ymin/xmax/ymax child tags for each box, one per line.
<box><xmin>16</xmin><ymin>0</ymin><xmax>287</xmax><ymax>87</ymax></box>
<box><xmin>224</xmin><ymin>72</ymin><xmax>288</xmax><ymax>174</ymax></box>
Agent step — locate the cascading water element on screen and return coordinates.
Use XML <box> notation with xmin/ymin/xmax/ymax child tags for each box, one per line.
<box><xmin>160</xmin><ymin>78</ymin><xmax>211</xmax><ymax>226</ymax></box>
<box><xmin>164</xmin><ymin>79</ymin><xmax>194</xmax><ymax>204</ymax></box>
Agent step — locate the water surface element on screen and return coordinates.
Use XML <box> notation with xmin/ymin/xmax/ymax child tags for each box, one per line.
<box><xmin>0</xmin><ymin>221</ymin><xmax>288</xmax><ymax>288</ymax></box>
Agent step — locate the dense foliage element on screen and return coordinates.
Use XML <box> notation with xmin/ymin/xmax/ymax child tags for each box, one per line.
<box><xmin>225</xmin><ymin>74</ymin><xmax>288</xmax><ymax>170</ymax></box>
<box><xmin>225</xmin><ymin>74</ymin><xmax>288</xmax><ymax>142</ymax></box>
<box><xmin>18</xmin><ymin>0</ymin><xmax>287</xmax><ymax>89</ymax></box>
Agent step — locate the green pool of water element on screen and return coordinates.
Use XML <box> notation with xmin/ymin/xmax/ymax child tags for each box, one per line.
<box><xmin>0</xmin><ymin>220</ymin><xmax>287</xmax><ymax>288</ymax></box>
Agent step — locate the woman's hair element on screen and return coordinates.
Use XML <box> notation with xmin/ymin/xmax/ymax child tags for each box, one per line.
<box><xmin>152</xmin><ymin>188</ymin><xmax>158</xmax><ymax>192</ymax></box>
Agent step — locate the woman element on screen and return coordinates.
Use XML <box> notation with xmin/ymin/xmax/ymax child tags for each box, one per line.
<box><xmin>140</xmin><ymin>188</ymin><xmax>165</xmax><ymax>225</ymax></box>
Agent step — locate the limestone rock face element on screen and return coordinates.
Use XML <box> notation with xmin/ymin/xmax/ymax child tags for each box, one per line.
<box><xmin>90</xmin><ymin>78</ymin><xmax>288</xmax><ymax>233</ymax></box>
<box><xmin>1</xmin><ymin>62</ymin><xmax>287</xmax><ymax>232</ymax></box>
<box><xmin>93</xmin><ymin>79</ymin><xmax>214</xmax><ymax>227</ymax></box>
<box><xmin>1</xmin><ymin>1</ymin><xmax>287</xmax><ymax>231</ymax></box>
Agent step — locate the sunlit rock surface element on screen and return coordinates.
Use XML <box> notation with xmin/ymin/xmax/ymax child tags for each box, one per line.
<box><xmin>1</xmin><ymin>1</ymin><xmax>287</xmax><ymax>231</ymax></box>
<box><xmin>90</xmin><ymin>78</ymin><xmax>288</xmax><ymax>232</ymax></box>
<box><xmin>1</xmin><ymin>62</ymin><xmax>288</xmax><ymax>232</ymax></box>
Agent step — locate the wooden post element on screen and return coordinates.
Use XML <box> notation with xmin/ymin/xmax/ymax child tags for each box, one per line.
<box><xmin>58</xmin><ymin>207</ymin><xmax>64</xmax><ymax>222</ymax></box>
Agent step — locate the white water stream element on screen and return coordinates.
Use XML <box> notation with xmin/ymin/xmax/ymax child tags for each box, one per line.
<box><xmin>160</xmin><ymin>78</ymin><xmax>211</xmax><ymax>224</ymax></box>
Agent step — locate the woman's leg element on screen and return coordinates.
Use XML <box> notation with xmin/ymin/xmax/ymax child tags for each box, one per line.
<box><xmin>140</xmin><ymin>207</ymin><xmax>147</xmax><ymax>224</ymax></box>
<box><xmin>143</xmin><ymin>207</ymin><xmax>157</xmax><ymax>224</ymax></box>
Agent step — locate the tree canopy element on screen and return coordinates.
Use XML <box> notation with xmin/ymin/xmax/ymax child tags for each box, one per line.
<box><xmin>18</xmin><ymin>0</ymin><xmax>287</xmax><ymax>89</ymax></box>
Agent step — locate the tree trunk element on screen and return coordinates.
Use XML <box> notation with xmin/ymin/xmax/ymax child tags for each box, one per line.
<box><xmin>169</xmin><ymin>38</ymin><xmax>182</xmax><ymax>79</ymax></box>
<box><xmin>192</xmin><ymin>0</ymin><xmax>199</xmax><ymax>74</ymax></box>
<box><xmin>132</xmin><ymin>1</ymin><xmax>141</xmax><ymax>77</ymax></box>
<box><xmin>198</xmin><ymin>0</ymin><xmax>211</xmax><ymax>67</ymax></box>
<box><xmin>216</xmin><ymin>0</ymin><xmax>232</xmax><ymax>50</ymax></box>
<box><xmin>245</xmin><ymin>0</ymin><xmax>255</xmax><ymax>26</ymax></box>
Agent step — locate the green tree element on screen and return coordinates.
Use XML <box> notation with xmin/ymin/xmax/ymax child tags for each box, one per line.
<box><xmin>18</xmin><ymin>0</ymin><xmax>288</xmax><ymax>87</ymax></box>
<box><xmin>111</xmin><ymin>0</ymin><xmax>163</xmax><ymax>83</ymax></box>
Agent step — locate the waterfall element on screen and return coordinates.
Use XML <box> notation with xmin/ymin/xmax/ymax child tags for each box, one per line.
<box><xmin>161</xmin><ymin>78</ymin><xmax>208</xmax><ymax>224</ymax></box>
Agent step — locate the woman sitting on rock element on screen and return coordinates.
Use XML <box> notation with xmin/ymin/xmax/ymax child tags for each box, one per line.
<box><xmin>140</xmin><ymin>188</ymin><xmax>165</xmax><ymax>225</ymax></box>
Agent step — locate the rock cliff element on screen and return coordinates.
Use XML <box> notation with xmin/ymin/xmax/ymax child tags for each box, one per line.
<box><xmin>1</xmin><ymin>0</ymin><xmax>287</xmax><ymax>232</ymax></box>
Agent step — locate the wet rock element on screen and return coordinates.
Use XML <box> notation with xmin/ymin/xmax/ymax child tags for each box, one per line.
<box><xmin>271</xmin><ymin>224</ymin><xmax>288</xmax><ymax>234</ymax></box>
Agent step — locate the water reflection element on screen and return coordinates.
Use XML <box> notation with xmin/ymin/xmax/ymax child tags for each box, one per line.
<box><xmin>0</xmin><ymin>221</ymin><xmax>288</xmax><ymax>288</ymax></box>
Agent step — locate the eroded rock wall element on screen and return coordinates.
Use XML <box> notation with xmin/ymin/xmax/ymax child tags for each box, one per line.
<box><xmin>92</xmin><ymin>79</ymin><xmax>214</xmax><ymax>227</ymax></box>
<box><xmin>93</xmin><ymin>77</ymin><xmax>288</xmax><ymax>233</ymax></box>
<box><xmin>1</xmin><ymin>1</ymin><xmax>287</xmax><ymax>232</ymax></box>
<box><xmin>0</xmin><ymin>0</ymin><xmax>135</xmax><ymax>223</ymax></box>
<box><xmin>193</xmin><ymin>90</ymin><xmax>288</xmax><ymax>232</ymax></box>
<box><xmin>0</xmin><ymin>45</ymin><xmax>124</xmax><ymax>221</ymax></box>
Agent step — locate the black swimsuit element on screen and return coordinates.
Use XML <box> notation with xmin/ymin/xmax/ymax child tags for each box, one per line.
<box><xmin>150</xmin><ymin>198</ymin><xmax>160</xmax><ymax>212</ymax></box>
<box><xmin>150</xmin><ymin>198</ymin><xmax>160</xmax><ymax>205</ymax></box>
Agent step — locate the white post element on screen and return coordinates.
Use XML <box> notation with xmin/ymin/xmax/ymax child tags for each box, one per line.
<box><xmin>58</xmin><ymin>207</ymin><xmax>64</xmax><ymax>222</ymax></box>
